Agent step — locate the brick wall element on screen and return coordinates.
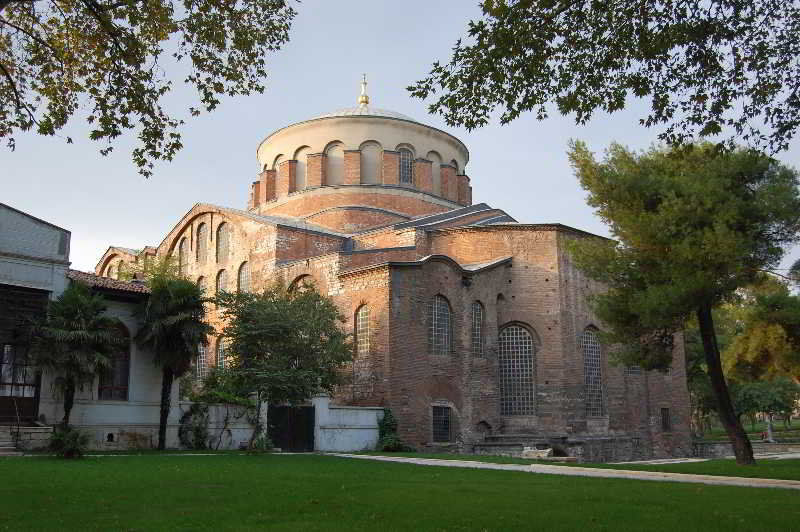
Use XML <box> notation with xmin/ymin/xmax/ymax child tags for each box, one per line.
<box><xmin>344</xmin><ymin>150</ymin><xmax>360</xmax><ymax>185</ymax></box>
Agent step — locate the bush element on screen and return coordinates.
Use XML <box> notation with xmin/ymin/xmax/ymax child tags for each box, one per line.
<box><xmin>376</xmin><ymin>409</ymin><xmax>415</xmax><ymax>452</ymax></box>
<box><xmin>249</xmin><ymin>434</ymin><xmax>274</xmax><ymax>453</ymax></box>
<box><xmin>178</xmin><ymin>404</ymin><xmax>209</xmax><ymax>450</ymax></box>
<box><xmin>49</xmin><ymin>427</ymin><xmax>90</xmax><ymax>459</ymax></box>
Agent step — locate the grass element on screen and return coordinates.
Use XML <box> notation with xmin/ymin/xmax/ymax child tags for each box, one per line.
<box><xmin>701</xmin><ymin>419</ymin><xmax>800</xmax><ymax>441</ymax></box>
<box><xmin>1</xmin><ymin>454</ymin><xmax>800</xmax><ymax>531</ymax></box>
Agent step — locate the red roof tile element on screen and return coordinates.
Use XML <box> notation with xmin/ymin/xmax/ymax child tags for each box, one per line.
<box><xmin>67</xmin><ymin>270</ymin><xmax>150</xmax><ymax>294</ymax></box>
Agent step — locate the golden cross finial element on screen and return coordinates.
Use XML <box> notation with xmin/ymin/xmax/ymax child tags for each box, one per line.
<box><xmin>358</xmin><ymin>73</ymin><xmax>369</xmax><ymax>106</ymax></box>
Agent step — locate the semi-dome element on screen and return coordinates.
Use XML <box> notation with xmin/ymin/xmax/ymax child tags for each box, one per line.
<box><xmin>248</xmin><ymin>77</ymin><xmax>472</xmax><ymax>233</ymax></box>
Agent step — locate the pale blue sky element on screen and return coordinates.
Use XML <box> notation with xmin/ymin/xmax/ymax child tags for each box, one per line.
<box><xmin>3</xmin><ymin>1</ymin><xmax>799</xmax><ymax>274</ymax></box>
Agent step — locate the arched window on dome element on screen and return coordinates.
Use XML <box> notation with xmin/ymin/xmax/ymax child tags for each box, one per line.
<box><xmin>272</xmin><ymin>154</ymin><xmax>284</xmax><ymax>170</ymax></box>
<box><xmin>178</xmin><ymin>237</ymin><xmax>189</xmax><ymax>276</ymax></box>
<box><xmin>216</xmin><ymin>222</ymin><xmax>230</xmax><ymax>263</ymax></box>
<box><xmin>450</xmin><ymin>159</ymin><xmax>459</xmax><ymax>173</ymax></box>
<box><xmin>360</xmin><ymin>141</ymin><xmax>381</xmax><ymax>184</ymax></box>
<box><xmin>427</xmin><ymin>151</ymin><xmax>442</xmax><ymax>195</ymax></box>
<box><xmin>498</xmin><ymin>324</ymin><xmax>536</xmax><ymax>415</ymax></box>
<box><xmin>237</xmin><ymin>262</ymin><xmax>251</xmax><ymax>293</ymax></box>
<box><xmin>196</xmin><ymin>223</ymin><xmax>208</xmax><ymax>264</ymax></box>
<box><xmin>582</xmin><ymin>327</ymin><xmax>605</xmax><ymax>417</ymax></box>
<box><xmin>294</xmin><ymin>146</ymin><xmax>310</xmax><ymax>191</ymax></box>
<box><xmin>399</xmin><ymin>148</ymin><xmax>413</xmax><ymax>185</ymax></box>
<box><xmin>216</xmin><ymin>269</ymin><xmax>228</xmax><ymax>295</ymax></box>
<box><xmin>428</xmin><ymin>295</ymin><xmax>452</xmax><ymax>356</ymax></box>
<box><xmin>325</xmin><ymin>142</ymin><xmax>344</xmax><ymax>185</ymax></box>
<box><xmin>471</xmin><ymin>301</ymin><xmax>484</xmax><ymax>357</ymax></box>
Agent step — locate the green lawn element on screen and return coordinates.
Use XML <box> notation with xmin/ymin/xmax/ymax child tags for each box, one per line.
<box><xmin>701</xmin><ymin>419</ymin><xmax>800</xmax><ymax>441</ymax></box>
<box><xmin>1</xmin><ymin>454</ymin><xmax>799</xmax><ymax>531</ymax></box>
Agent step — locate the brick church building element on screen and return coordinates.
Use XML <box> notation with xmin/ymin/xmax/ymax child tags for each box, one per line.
<box><xmin>95</xmin><ymin>79</ymin><xmax>691</xmax><ymax>461</ymax></box>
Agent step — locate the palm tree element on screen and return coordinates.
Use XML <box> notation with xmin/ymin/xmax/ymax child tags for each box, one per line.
<box><xmin>29</xmin><ymin>282</ymin><xmax>123</xmax><ymax>427</ymax></box>
<box><xmin>137</xmin><ymin>277</ymin><xmax>213</xmax><ymax>449</ymax></box>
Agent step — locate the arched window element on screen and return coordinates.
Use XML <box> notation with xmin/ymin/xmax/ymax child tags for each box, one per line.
<box><xmin>238</xmin><ymin>262</ymin><xmax>251</xmax><ymax>293</ymax></box>
<box><xmin>294</xmin><ymin>146</ymin><xmax>310</xmax><ymax>191</ymax></box>
<box><xmin>216</xmin><ymin>222</ymin><xmax>230</xmax><ymax>263</ymax></box>
<box><xmin>197</xmin><ymin>276</ymin><xmax>206</xmax><ymax>293</ymax></box>
<box><xmin>216</xmin><ymin>339</ymin><xmax>227</xmax><ymax>370</ymax></box>
<box><xmin>450</xmin><ymin>159</ymin><xmax>459</xmax><ymax>173</ymax></box>
<box><xmin>178</xmin><ymin>237</ymin><xmax>189</xmax><ymax>276</ymax></box>
<box><xmin>471</xmin><ymin>301</ymin><xmax>484</xmax><ymax>356</ymax></box>
<box><xmin>99</xmin><ymin>324</ymin><xmax>130</xmax><ymax>400</ymax></box>
<box><xmin>498</xmin><ymin>325</ymin><xmax>536</xmax><ymax>415</ymax></box>
<box><xmin>582</xmin><ymin>328</ymin><xmax>605</xmax><ymax>417</ymax></box>
<box><xmin>288</xmin><ymin>274</ymin><xmax>313</xmax><ymax>293</ymax></box>
<box><xmin>360</xmin><ymin>142</ymin><xmax>381</xmax><ymax>184</ymax></box>
<box><xmin>216</xmin><ymin>269</ymin><xmax>227</xmax><ymax>295</ymax></box>
<box><xmin>196</xmin><ymin>223</ymin><xmax>208</xmax><ymax>264</ymax></box>
<box><xmin>355</xmin><ymin>305</ymin><xmax>370</xmax><ymax>357</ymax></box>
<box><xmin>325</xmin><ymin>142</ymin><xmax>344</xmax><ymax>185</ymax></box>
<box><xmin>428</xmin><ymin>295</ymin><xmax>452</xmax><ymax>356</ymax></box>
<box><xmin>196</xmin><ymin>343</ymin><xmax>207</xmax><ymax>380</ymax></box>
<box><xmin>398</xmin><ymin>148</ymin><xmax>413</xmax><ymax>184</ymax></box>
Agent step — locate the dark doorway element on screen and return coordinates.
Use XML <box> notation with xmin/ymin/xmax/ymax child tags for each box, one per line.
<box><xmin>267</xmin><ymin>405</ymin><xmax>315</xmax><ymax>452</ymax></box>
<box><xmin>0</xmin><ymin>284</ymin><xmax>47</xmax><ymax>423</ymax></box>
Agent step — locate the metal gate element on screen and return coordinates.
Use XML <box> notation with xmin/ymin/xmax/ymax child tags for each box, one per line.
<box><xmin>267</xmin><ymin>405</ymin><xmax>315</xmax><ymax>452</ymax></box>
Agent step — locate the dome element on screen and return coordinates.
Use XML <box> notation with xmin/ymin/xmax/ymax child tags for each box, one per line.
<box><xmin>308</xmin><ymin>106</ymin><xmax>417</xmax><ymax>123</ymax></box>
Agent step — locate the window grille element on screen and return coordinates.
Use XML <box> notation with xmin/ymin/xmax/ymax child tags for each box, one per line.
<box><xmin>355</xmin><ymin>305</ymin><xmax>369</xmax><ymax>358</ymax></box>
<box><xmin>661</xmin><ymin>408</ymin><xmax>672</xmax><ymax>432</ymax></box>
<box><xmin>399</xmin><ymin>149</ymin><xmax>413</xmax><ymax>184</ymax></box>
<box><xmin>216</xmin><ymin>223</ymin><xmax>230</xmax><ymax>263</ymax></box>
<box><xmin>196</xmin><ymin>223</ymin><xmax>208</xmax><ymax>263</ymax></box>
<box><xmin>238</xmin><ymin>262</ymin><xmax>251</xmax><ymax>293</ymax></box>
<box><xmin>0</xmin><ymin>344</ymin><xmax>37</xmax><ymax>398</ymax></box>
<box><xmin>432</xmin><ymin>406</ymin><xmax>452</xmax><ymax>442</ymax></box>
<box><xmin>471</xmin><ymin>301</ymin><xmax>484</xmax><ymax>356</ymax></box>
<box><xmin>196</xmin><ymin>343</ymin><xmax>207</xmax><ymax>380</ymax></box>
<box><xmin>216</xmin><ymin>270</ymin><xmax>227</xmax><ymax>295</ymax></box>
<box><xmin>98</xmin><ymin>327</ymin><xmax>130</xmax><ymax>400</ymax></box>
<box><xmin>498</xmin><ymin>325</ymin><xmax>536</xmax><ymax>415</ymax></box>
<box><xmin>217</xmin><ymin>340</ymin><xmax>227</xmax><ymax>370</ymax></box>
<box><xmin>624</xmin><ymin>366</ymin><xmax>642</xmax><ymax>376</ymax></box>
<box><xmin>428</xmin><ymin>295</ymin><xmax>451</xmax><ymax>356</ymax></box>
<box><xmin>582</xmin><ymin>328</ymin><xmax>605</xmax><ymax>417</ymax></box>
<box><xmin>178</xmin><ymin>238</ymin><xmax>189</xmax><ymax>276</ymax></box>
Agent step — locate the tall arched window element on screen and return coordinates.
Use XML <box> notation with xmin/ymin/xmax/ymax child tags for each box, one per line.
<box><xmin>294</xmin><ymin>146</ymin><xmax>310</xmax><ymax>191</ymax></box>
<box><xmin>428</xmin><ymin>295</ymin><xmax>452</xmax><ymax>356</ymax></box>
<box><xmin>582</xmin><ymin>328</ymin><xmax>605</xmax><ymax>417</ymax></box>
<box><xmin>197</xmin><ymin>276</ymin><xmax>206</xmax><ymax>293</ymax></box>
<box><xmin>399</xmin><ymin>148</ymin><xmax>413</xmax><ymax>184</ymax></box>
<box><xmin>216</xmin><ymin>222</ymin><xmax>230</xmax><ymax>263</ymax></box>
<box><xmin>498</xmin><ymin>325</ymin><xmax>536</xmax><ymax>415</ymax></box>
<box><xmin>178</xmin><ymin>237</ymin><xmax>189</xmax><ymax>276</ymax></box>
<box><xmin>360</xmin><ymin>141</ymin><xmax>381</xmax><ymax>184</ymax></box>
<box><xmin>216</xmin><ymin>269</ymin><xmax>227</xmax><ymax>294</ymax></box>
<box><xmin>471</xmin><ymin>301</ymin><xmax>484</xmax><ymax>356</ymax></box>
<box><xmin>196</xmin><ymin>343</ymin><xmax>207</xmax><ymax>380</ymax></box>
<box><xmin>99</xmin><ymin>324</ymin><xmax>130</xmax><ymax>400</ymax></box>
<box><xmin>325</xmin><ymin>142</ymin><xmax>344</xmax><ymax>185</ymax></box>
<box><xmin>355</xmin><ymin>305</ymin><xmax>370</xmax><ymax>358</ymax></box>
<box><xmin>216</xmin><ymin>339</ymin><xmax>227</xmax><ymax>370</ymax></box>
<box><xmin>237</xmin><ymin>262</ymin><xmax>251</xmax><ymax>293</ymax></box>
<box><xmin>196</xmin><ymin>223</ymin><xmax>208</xmax><ymax>263</ymax></box>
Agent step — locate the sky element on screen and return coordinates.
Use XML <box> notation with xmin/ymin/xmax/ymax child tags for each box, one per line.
<box><xmin>3</xmin><ymin>0</ymin><xmax>799</xmax><ymax>275</ymax></box>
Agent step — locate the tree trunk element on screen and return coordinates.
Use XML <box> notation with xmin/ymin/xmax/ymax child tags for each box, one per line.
<box><xmin>158</xmin><ymin>367</ymin><xmax>174</xmax><ymax>450</ymax></box>
<box><xmin>62</xmin><ymin>380</ymin><xmax>75</xmax><ymax>428</ymax></box>
<box><xmin>696</xmin><ymin>303</ymin><xmax>755</xmax><ymax>465</ymax></box>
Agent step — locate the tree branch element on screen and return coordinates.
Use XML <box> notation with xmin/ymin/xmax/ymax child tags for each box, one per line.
<box><xmin>0</xmin><ymin>59</ymin><xmax>37</xmax><ymax>125</ymax></box>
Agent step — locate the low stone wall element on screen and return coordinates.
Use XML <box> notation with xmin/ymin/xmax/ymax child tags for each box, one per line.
<box><xmin>13</xmin><ymin>426</ymin><xmax>53</xmax><ymax>451</ymax></box>
<box><xmin>313</xmin><ymin>395</ymin><xmax>383</xmax><ymax>452</ymax></box>
<box><xmin>693</xmin><ymin>440</ymin><xmax>800</xmax><ymax>458</ymax></box>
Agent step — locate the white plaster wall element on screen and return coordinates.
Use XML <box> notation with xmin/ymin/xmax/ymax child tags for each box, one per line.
<box><xmin>257</xmin><ymin>116</ymin><xmax>469</xmax><ymax>175</ymax></box>
<box><xmin>0</xmin><ymin>204</ymin><xmax>70</xmax><ymax>263</ymax></box>
<box><xmin>312</xmin><ymin>395</ymin><xmax>383</xmax><ymax>452</ymax></box>
<box><xmin>0</xmin><ymin>255</ymin><xmax>69</xmax><ymax>295</ymax></box>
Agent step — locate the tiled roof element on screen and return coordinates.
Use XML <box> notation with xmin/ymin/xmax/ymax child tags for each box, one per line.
<box><xmin>309</xmin><ymin>106</ymin><xmax>417</xmax><ymax>123</ymax></box>
<box><xmin>67</xmin><ymin>269</ymin><xmax>150</xmax><ymax>294</ymax></box>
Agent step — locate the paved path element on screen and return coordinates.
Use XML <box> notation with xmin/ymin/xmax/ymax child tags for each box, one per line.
<box><xmin>331</xmin><ymin>453</ymin><xmax>800</xmax><ymax>491</ymax></box>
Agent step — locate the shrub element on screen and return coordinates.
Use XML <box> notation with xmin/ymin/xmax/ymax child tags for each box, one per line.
<box><xmin>178</xmin><ymin>403</ymin><xmax>209</xmax><ymax>450</ymax></box>
<box><xmin>376</xmin><ymin>408</ymin><xmax>414</xmax><ymax>452</ymax></box>
<box><xmin>249</xmin><ymin>434</ymin><xmax>274</xmax><ymax>453</ymax></box>
<box><xmin>49</xmin><ymin>427</ymin><xmax>90</xmax><ymax>459</ymax></box>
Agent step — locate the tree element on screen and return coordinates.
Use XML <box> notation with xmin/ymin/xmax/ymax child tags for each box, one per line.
<box><xmin>567</xmin><ymin>141</ymin><xmax>800</xmax><ymax>464</ymax></box>
<box><xmin>29</xmin><ymin>282</ymin><xmax>123</xmax><ymax>426</ymax></box>
<box><xmin>119</xmin><ymin>254</ymin><xmax>179</xmax><ymax>282</ymax></box>
<box><xmin>410</xmin><ymin>1</ymin><xmax>800</xmax><ymax>154</ymax></box>
<box><xmin>732</xmin><ymin>378</ymin><xmax>800</xmax><ymax>442</ymax></box>
<box><xmin>215</xmin><ymin>283</ymin><xmax>353</xmax><ymax>444</ymax></box>
<box><xmin>0</xmin><ymin>0</ymin><xmax>295</xmax><ymax>177</ymax></box>
<box><xmin>136</xmin><ymin>276</ymin><xmax>213</xmax><ymax>449</ymax></box>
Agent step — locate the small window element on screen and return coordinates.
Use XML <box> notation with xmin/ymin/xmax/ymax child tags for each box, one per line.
<box><xmin>216</xmin><ymin>339</ymin><xmax>227</xmax><ymax>370</ymax></box>
<box><xmin>216</xmin><ymin>270</ymin><xmax>227</xmax><ymax>295</ymax></box>
<box><xmin>624</xmin><ymin>366</ymin><xmax>642</xmax><ymax>376</ymax></box>
<box><xmin>196</xmin><ymin>223</ymin><xmax>208</xmax><ymax>264</ymax></box>
<box><xmin>398</xmin><ymin>148</ymin><xmax>413</xmax><ymax>184</ymax></box>
<box><xmin>237</xmin><ymin>262</ymin><xmax>251</xmax><ymax>293</ymax></box>
<box><xmin>216</xmin><ymin>222</ymin><xmax>230</xmax><ymax>263</ymax></box>
<box><xmin>471</xmin><ymin>301</ymin><xmax>484</xmax><ymax>356</ymax></box>
<box><xmin>661</xmin><ymin>408</ymin><xmax>672</xmax><ymax>432</ymax></box>
<box><xmin>196</xmin><ymin>343</ymin><xmax>207</xmax><ymax>380</ymax></box>
<box><xmin>428</xmin><ymin>295</ymin><xmax>452</xmax><ymax>356</ymax></box>
<box><xmin>432</xmin><ymin>406</ymin><xmax>452</xmax><ymax>443</ymax></box>
<box><xmin>355</xmin><ymin>305</ymin><xmax>369</xmax><ymax>358</ymax></box>
<box><xmin>98</xmin><ymin>325</ymin><xmax>130</xmax><ymax>401</ymax></box>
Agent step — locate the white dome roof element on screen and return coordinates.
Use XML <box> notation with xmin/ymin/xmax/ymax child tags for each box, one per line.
<box><xmin>309</xmin><ymin>105</ymin><xmax>417</xmax><ymax>123</ymax></box>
